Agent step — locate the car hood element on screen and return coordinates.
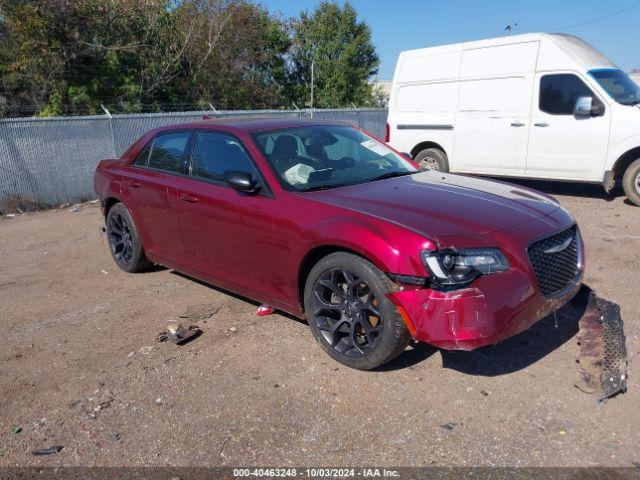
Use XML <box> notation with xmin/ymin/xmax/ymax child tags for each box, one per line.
<box><xmin>302</xmin><ymin>171</ymin><xmax>561</xmax><ymax>238</ymax></box>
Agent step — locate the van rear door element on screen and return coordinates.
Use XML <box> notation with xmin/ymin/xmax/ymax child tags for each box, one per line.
<box><xmin>452</xmin><ymin>41</ymin><xmax>539</xmax><ymax>175</ymax></box>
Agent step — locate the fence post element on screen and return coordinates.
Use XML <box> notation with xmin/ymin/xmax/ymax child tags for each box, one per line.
<box><xmin>101</xmin><ymin>105</ymin><xmax>117</xmax><ymax>158</ymax></box>
<box><xmin>208</xmin><ymin>103</ymin><xmax>220</xmax><ymax>118</ymax></box>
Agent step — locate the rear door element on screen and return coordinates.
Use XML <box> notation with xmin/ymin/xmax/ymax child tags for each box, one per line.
<box><xmin>452</xmin><ymin>42</ymin><xmax>539</xmax><ymax>175</ymax></box>
<box><xmin>120</xmin><ymin>131</ymin><xmax>191</xmax><ymax>264</ymax></box>
<box><xmin>525</xmin><ymin>73</ymin><xmax>610</xmax><ymax>180</ymax></box>
<box><xmin>176</xmin><ymin>130</ymin><xmax>280</xmax><ymax>300</ymax></box>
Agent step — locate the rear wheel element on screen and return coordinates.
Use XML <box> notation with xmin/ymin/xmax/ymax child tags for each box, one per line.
<box><xmin>106</xmin><ymin>203</ymin><xmax>152</xmax><ymax>272</ymax></box>
<box><xmin>414</xmin><ymin>147</ymin><xmax>449</xmax><ymax>172</ymax></box>
<box><xmin>622</xmin><ymin>158</ymin><xmax>640</xmax><ymax>207</ymax></box>
<box><xmin>304</xmin><ymin>252</ymin><xmax>412</xmax><ymax>370</ymax></box>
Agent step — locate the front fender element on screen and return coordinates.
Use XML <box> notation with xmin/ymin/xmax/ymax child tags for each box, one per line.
<box><xmin>303</xmin><ymin>215</ymin><xmax>436</xmax><ymax>276</ymax></box>
<box><xmin>605</xmin><ymin>135</ymin><xmax>640</xmax><ymax>175</ymax></box>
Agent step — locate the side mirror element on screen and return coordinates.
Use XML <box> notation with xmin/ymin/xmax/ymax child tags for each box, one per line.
<box><xmin>224</xmin><ymin>170</ymin><xmax>261</xmax><ymax>194</ymax></box>
<box><xmin>574</xmin><ymin>96</ymin><xmax>593</xmax><ymax>116</ymax></box>
<box><xmin>401</xmin><ymin>152</ymin><xmax>413</xmax><ymax>160</ymax></box>
<box><xmin>574</xmin><ymin>96</ymin><xmax>604</xmax><ymax>117</ymax></box>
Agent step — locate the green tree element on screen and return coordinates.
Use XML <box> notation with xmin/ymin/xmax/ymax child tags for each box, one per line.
<box><xmin>287</xmin><ymin>1</ymin><xmax>379</xmax><ymax>108</ymax></box>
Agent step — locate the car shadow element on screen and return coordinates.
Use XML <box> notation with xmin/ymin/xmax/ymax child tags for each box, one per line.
<box><xmin>170</xmin><ymin>271</ymin><xmax>591</xmax><ymax>376</ymax></box>
<box><xmin>169</xmin><ymin>270</ymin><xmax>308</xmax><ymax>327</ymax></box>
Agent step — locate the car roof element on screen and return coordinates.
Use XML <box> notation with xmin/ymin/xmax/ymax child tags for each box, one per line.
<box><xmin>163</xmin><ymin>116</ymin><xmax>350</xmax><ymax>134</ymax></box>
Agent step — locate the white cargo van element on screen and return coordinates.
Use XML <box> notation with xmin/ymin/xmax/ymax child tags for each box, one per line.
<box><xmin>386</xmin><ymin>33</ymin><xmax>640</xmax><ymax>206</ymax></box>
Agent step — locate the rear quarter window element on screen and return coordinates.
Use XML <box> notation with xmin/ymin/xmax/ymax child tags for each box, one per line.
<box><xmin>147</xmin><ymin>132</ymin><xmax>191</xmax><ymax>173</ymax></box>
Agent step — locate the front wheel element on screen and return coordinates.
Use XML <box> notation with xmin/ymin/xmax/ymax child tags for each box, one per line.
<box><xmin>622</xmin><ymin>158</ymin><xmax>640</xmax><ymax>207</ymax></box>
<box><xmin>304</xmin><ymin>252</ymin><xmax>412</xmax><ymax>370</ymax></box>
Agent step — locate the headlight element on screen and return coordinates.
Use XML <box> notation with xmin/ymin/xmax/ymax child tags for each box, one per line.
<box><xmin>421</xmin><ymin>248</ymin><xmax>510</xmax><ymax>288</ymax></box>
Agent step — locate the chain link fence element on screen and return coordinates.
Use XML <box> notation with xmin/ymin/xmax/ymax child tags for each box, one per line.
<box><xmin>0</xmin><ymin>108</ymin><xmax>388</xmax><ymax>208</ymax></box>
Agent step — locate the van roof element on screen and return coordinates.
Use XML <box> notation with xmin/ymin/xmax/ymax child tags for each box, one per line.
<box><xmin>398</xmin><ymin>33</ymin><xmax>616</xmax><ymax>71</ymax></box>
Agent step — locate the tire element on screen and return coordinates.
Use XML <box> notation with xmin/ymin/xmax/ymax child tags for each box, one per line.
<box><xmin>622</xmin><ymin>158</ymin><xmax>640</xmax><ymax>207</ymax></box>
<box><xmin>414</xmin><ymin>147</ymin><xmax>449</xmax><ymax>172</ymax></box>
<box><xmin>304</xmin><ymin>252</ymin><xmax>412</xmax><ymax>370</ymax></box>
<box><xmin>105</xmin><ymin>203</ymin><xmax>152</xmax><ymax>273</ymax></box>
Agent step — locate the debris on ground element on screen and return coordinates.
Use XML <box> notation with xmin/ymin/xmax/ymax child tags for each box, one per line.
<box><xmin>575</xmin><ymin>293</ymin><xmax>628</xmax><ymax>401</ymax></box>
<box><xmin>480</xmin><ymin>389</ymin><xmax>490</xmax><ymax>396</ymax></box>
<box><xmin>69</xmin><ymin>204</ymin><xmax>82</xmax><ymax>212</ymax></box>
<box><xmin>12</xmin><ymin>426</ymin><xmax>22</xmax><ymax>434</ymax></box>
<box><xmin>5</xmin><ymin>213</ymin><xmax>18</xmax><ymax>219</ymax></box>
<box><xmin>157</xmin><ymin>323</ymin><xmax>201</xmax><ymax>345</ymax></box>
<box><xmin>32</xmin><ymin>445</ymin><xmax>63</xmax><ymax>456</ymax></box>
<box><xmin>257</xmin><ymin>304</ymin><xmax>275</xmax><ymax>316</ymax></box>
<box><xmin>227</xmin><ymin>327</ymin><xmax>237</xmax><ymax>333</ymax></box>
<box><xmin>440</xmin><ymin>422</ymin><xmax>457</xmax><ymax>431</ymax></box>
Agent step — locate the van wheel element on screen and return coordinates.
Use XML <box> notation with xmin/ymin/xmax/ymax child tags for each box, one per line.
<box><xmin>414</xmin><ymin>148</ymin><xmax>449</xmax><ymax>172</ymax></box>
<box><xmin>622</xmin><ymin>159</ymin><xmax>640</xmax><ymax>207</ymax></box>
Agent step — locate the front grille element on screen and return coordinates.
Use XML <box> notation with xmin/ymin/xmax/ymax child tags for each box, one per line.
<box><xmin>528</xmin><ymin>226</ymin><xmax>580</xmax><ymax>297</ymax></box>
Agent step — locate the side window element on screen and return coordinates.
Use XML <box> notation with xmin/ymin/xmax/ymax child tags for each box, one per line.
<box><xmin>539</xmin><ymin>74</ymin><xmax>599</xmax><ymax>115</ymax></box>
<box><xmin>147</xmin><ymin>132</ymin><xmax>190</xmax><ymax>172</ymax></box>
<box><xmin>191</xmin><ymin>132</ymin><xmax>257</xmax><ymax>182</ymax></box>
<box><xmin>133</xmin><ymin>143</ymin><xmax>151</xmax><ymax>166</ymax></box>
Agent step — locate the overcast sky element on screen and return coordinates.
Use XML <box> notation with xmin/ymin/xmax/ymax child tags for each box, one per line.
<box><xmin>264</xmin><ymin>0</ymin><xmax>640</xmax><ymax>79</ymax></box>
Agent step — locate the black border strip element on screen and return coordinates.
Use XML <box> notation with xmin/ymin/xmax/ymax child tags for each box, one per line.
<box><xmin>397</xmin><ymin>124</ymin><xmax>453</xmax><ymax>130</ymax></box>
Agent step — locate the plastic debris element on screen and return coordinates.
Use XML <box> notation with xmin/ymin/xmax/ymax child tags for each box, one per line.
<box><xmin>32</xmin><ymin>445</ymin><xmax>63</xmax><ymax>456</ymax></box>
<box><xmin>12</xmin><ymin>426</ymin><xmax>22</xmax><ymax>434</ymax></box>
<box><xmin>158</xmin><ymin>323</ymin><xmax>201</xmax><ymax>345</ymax></box>
<box><xmin>440</xmin><ymin>422</ymin><xmax>456</xmax><ymax>431</ymax></box>
<box><xmin>257</xmin><ymin>304</ymin><xmax>275</xmax><ymax>316</ymax></box>
<box><xmin>575</xmin><ymin>292</ymin><xmax>628</xmax><ymax>400</ymax></box>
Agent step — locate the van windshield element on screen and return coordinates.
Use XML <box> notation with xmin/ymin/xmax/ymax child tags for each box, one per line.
<box><xmin>590</xmin><ymin>69</ymin><xmax>640</xmax><ymax>106</ymax></box>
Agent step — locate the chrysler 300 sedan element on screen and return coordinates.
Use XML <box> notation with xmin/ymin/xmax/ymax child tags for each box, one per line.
<box><xmin>94</xmin><ymin>118</ymin><xmax>584</xmax><ymax>369</ymax></box>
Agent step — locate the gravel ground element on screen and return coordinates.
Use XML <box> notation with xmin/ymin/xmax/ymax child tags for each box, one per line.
<box><xmin>0</xmin><ymin>181</ymin><xmax>638</xmax><ymax>468</ymax></box>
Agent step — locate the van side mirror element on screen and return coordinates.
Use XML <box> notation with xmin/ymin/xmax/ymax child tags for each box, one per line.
<box><xmin>224</xmin><ymin>170</ymin><xmax>261</xmax><ymax>194</ymax></box>
<box><xmin>574</xmin><ymin>96</ymin><xmax>604</xmax><ymax>117</ymax></box>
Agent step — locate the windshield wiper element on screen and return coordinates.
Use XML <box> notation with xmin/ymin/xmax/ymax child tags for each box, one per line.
<box><xmin>302</xmin><ymin>183</ymin><xmax>340</xmax><ymax>192</ymax></box>
<box><xmin>368</xmin><ymin>171</ymin><xmax>414</xmax><ymax>182</ymax></box>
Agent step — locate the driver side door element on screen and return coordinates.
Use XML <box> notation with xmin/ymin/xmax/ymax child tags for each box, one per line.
<box><xmin>526</xmin><ymin>73</ymin><xmax>610</xmax><ymax>180</ymax></box>
<box><xmin>176</xmin><ymin>131</ymin><xmax>280</xmax><ymax>300</ymax></box>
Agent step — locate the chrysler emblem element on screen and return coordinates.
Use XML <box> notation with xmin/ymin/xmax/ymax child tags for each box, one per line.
<box><xmin>543</xmin><ymin>236</ymin><xmax>573</xmax><ymax>254</ymax></box>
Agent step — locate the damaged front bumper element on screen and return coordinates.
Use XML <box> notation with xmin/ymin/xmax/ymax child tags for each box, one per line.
<box><xmin>387</xmin><ymin>268</ymin><xmax>582</xmax><ymax>350</ymax></box>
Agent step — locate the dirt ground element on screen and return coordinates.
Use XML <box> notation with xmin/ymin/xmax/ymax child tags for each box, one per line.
<box><xmin>0</xmin><ymin>180</ymin><xmax>639</xmax><ymax>468</ymax></box>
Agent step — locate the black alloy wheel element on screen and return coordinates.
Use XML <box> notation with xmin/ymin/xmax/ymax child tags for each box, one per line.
<box><xmin>311</xmin><ymin>267</ymin><xmax>383</xmax><ymax>357</ymax></box>
<box><xmin>105</xmin><ymin>202</ymin><xmax>152</xmax><ymax>273</ymax></box>
<box><xmin>304</xmin><ymin>252</ymin><xmax>412</xmax><ymax>370</ymax></box>
<box><xmin>107</xmin><ymin>210</ymin><xmax>134</xmax><ymax>266</ymax></box>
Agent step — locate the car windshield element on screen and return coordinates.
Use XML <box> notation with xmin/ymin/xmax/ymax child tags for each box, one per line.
<box><xmin>590</xmin><ymin>69</ymin><xmax>640</xmax><ymax>106</ymax></box>
<box><xmin>251</xmin><ymin>125</ymin><xmax>417</xmax><ymax>191</ymax></box>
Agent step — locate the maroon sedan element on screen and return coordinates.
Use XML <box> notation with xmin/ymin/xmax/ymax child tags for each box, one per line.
<box><xmin>94</xmin><ymin>118</ymin><xmax>584</xmax><ymax>369</ymax></box>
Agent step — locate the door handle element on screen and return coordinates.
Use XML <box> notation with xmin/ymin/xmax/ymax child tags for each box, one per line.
<box><xmin>180</xmin><ymin>193</ymin><xmax>199</xmax><ymax>203</ymax></box>
<box><xmin>534</xmin><ymin>122</ymin><xmax>550</xmax><ymax>127</ymax></box>
<box><xmin>510</xmin><ymin>122</ymin><xmax>525</xmax><ymax>127</ymax></box>
<box><xmin>126</xmin><ymin>180</ymin><xmax>141</xmax><ymax>188</ymax></box>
